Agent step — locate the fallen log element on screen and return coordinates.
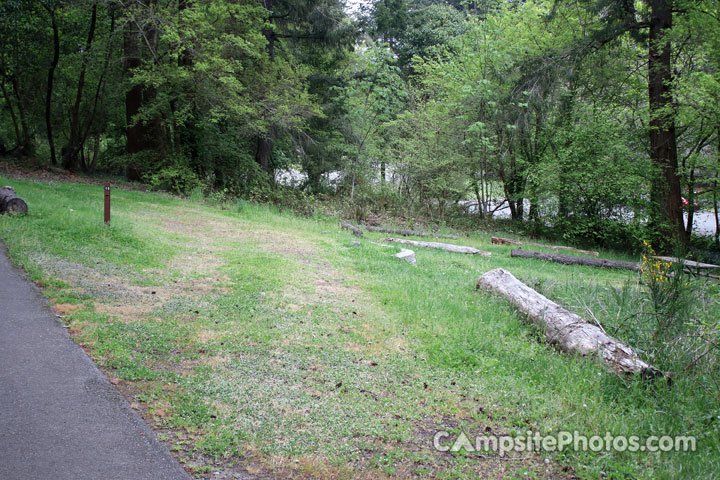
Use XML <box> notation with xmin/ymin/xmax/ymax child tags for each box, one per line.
<box><xmin>341</xmin><ymin>221</ymin><xmax>363</xmax><ymax>237</ymax></box>
<box><xmin>365</xmin><ymin>225</ymin><xmax>458</xmax><ymax>239</ymax></box>
<box><xmin>655</xmin><ymin>256</ymin><xmax>720</xmax><ymax>270</ymax></box>
<box><xmin>511</xmin><ymin>249</ymin><xmax>640</xmax><ymax>271</ymax></box>
<box><xmin>492</xmin><ymin>236</ymin><xmax>598</xmax><ymax>256</ymax></box>
<box><xmin>476</xmin><ymin>268</ymin><xmax>665</xmax><ymax>378</ymax></box>
<box><xmin>0</xmin><ymin>186</ymin><xmax>28</xmax><ymax>215</ymax></box>
<box><xmin>383</xmin><ymin>238</ymin><xmax>491</xmax><ymax>256</ymax></box>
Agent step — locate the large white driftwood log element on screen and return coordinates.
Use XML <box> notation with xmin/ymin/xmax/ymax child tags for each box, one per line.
<box><xmin>476</xmin><ymin>268</ymin><xmax>665</xmax><ymax>378</ymax></box>
<box><xmin>393</xmin><ymin>248</ymin><xmax>416</xmax><ymax>266</ymax></box>
<box><xmin>383</xmin><ymin>238</ymin><xmax>491</xmax><ymax>257</ymax></box>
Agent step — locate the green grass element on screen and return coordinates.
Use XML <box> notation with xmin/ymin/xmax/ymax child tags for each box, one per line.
<box><xmin>0</xmin><ymin>175</ymin><xmax>718</xmax><ymax>479</ymax></box>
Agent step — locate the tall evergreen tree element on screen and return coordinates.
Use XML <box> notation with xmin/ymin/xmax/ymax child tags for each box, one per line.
<box><xmin>254</xmin><ymin>0</ymin><xmax>351</xmax><ymax>176</ymax></box>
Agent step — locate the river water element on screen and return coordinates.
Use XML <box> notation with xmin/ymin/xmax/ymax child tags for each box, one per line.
<box><xmin>275</xmin><ymin>169</ymin><xmax>718</xmax><ymax>238</ymax></box>
<box><xmin>462</xmin><ymin>201</ymin><xmax>718</xmax><ymax>238</ymax></box>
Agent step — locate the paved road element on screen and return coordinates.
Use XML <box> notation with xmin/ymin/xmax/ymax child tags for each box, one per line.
<box><xmin>0</xmin><ymin>243</ymin><xmax>191</xmax><ymax>480</ymax></box>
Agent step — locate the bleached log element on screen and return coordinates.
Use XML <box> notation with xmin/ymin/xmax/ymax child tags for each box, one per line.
<box><xmin>476</xmin><ymin>268</ymin><xmax>665</xmax><ymax>378</ymax></box>
<box><xmin>511</xmin><ymin>249</ymin><xmax>640</xmax><ymax>271</ymax></box>
<box><xmin>394</xmin><ymin>248</ymin><xmax>416</xmax><ymax>266</ymax></box>
<box><xmin>365</xmin><ymin>225</ymin><xmax>458</xmax><ymax>239</ymax></box>
<box><xmin>655</xmin><ymin>256</ymin><xmax>719</xmax><ymax>270</ymax></box>
<box><xmin>383</xmin><ymin>238</ymin><xmax>491</xmax><ymax>256</ymax></box>
<box><xmin>492</xmin><ymin>237</ymin><xmax>599</xmax><ymax>256</ymax></box>
<box><xmin>341</xmin><ymin>221</ymin><xmax>363</xmax><ymax>237</ymax></box>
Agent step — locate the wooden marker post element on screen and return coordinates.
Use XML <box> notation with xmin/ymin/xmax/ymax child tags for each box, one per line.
<box><xmin>104</xmin><ymin>183</ymin><xmax>111</xmax><ymax>225</ymax></box>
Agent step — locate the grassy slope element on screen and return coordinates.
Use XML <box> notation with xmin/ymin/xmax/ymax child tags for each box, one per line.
<box><xmin>0</xmin><ymin>176</ymin><xmax>717</xmax><ymax>480</ymax></box>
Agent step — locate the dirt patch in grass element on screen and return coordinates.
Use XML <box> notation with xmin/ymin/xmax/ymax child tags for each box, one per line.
<box><xmin>51</xmin><ymin>302</ymin><xmax>86</xmax><ymax>316</ymax></box>
<box><xmin>93</xmin><ymin>302</ymin><xmax>154</xmax><ymax>323</ymax></box>
<box><xmin>146</xmin><ymin>208</ymin><xmax>404</xmax><ymax>356</ymax></box>
<box><xmin>31</xmin><ymin>227</ymin><xmax>228</xmax><ymax>322</ymax></box>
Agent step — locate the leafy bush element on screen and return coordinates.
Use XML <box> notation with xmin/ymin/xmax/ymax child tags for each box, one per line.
<box><xmin>552</xmin><ymin>217</ymin><xmax>648</xmax><ymax>252</ymax></box>
<box><xmin>146</xmin><ymin>163</ymin><xmax>204</xmax><ymax>195</ymax></box>
<box><xmin>525</xmin><ymin>106</ymin><xmax>652</xmax><ymax>250</ymax></box>
<box><xmin>248</xmin><ymin>184</ymin><xmax>317</xmax><ymax>217</ymax></box>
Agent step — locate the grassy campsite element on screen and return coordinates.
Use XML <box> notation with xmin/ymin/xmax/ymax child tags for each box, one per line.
<box><xmin>1</xmin><ymin>174</ymin><xmax>718</xmax><ymax>479</ymax></box>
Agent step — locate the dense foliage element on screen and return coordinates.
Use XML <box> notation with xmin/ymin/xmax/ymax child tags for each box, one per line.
<box><xmin>1</xmin><ymin>0</ymin><xmax>719</xmax><ymax>252</ymax></box>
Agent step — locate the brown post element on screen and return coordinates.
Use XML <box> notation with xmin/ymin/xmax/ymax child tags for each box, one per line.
<box><xmin>104</xmin><ymin>182</ymin><xmax>110</xmax><ymax>225</ymax></box>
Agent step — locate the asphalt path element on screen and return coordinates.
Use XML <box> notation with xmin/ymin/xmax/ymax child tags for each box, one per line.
<box><xmin>0</xmin><ymin>243</ymin><xmax>190</xmax><ymax>480</ymax></box>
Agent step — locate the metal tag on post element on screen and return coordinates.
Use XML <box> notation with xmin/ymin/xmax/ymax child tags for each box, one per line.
<box><xmin>104</xmin><ymin>183</ymin><xmax>111</xmax><ymax>225</ymax></box>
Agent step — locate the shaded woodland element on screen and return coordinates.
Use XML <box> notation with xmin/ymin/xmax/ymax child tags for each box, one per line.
<box><xmin>2</xmin><ymin>0</ymin><xmax>720</xmax><ymax>252</ymax></box>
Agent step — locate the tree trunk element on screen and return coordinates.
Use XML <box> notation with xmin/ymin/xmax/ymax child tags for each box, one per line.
<box><xmin>262</xmin><ymin>0</ymin><xmax>276</xmax><ymax>62</ymax></box>
<box><xmin>124</xmin><ymin>24</ymin><xmax>147</xmax><ymax>182</ymax></box>
<box><xmin>557</xmin><ymin>159</ymin><xmax>570</xmax><ymax>219</ymax></box>
<box><xmin>476</xmin><ymin>268</ymin><xmax>665</xmax><ymax>378</ymax></box>
<box><xmin>501</xmin><ymin>149</ymin><xmax>524</xmax><ymax>221</ymax></box>
<box><xmin>473</xmin><ymin>181</ymin><xmax>485</xmax><ymax>220</ymax></box>
<box><xmin>123</xmin><ymin>6</ymin><xmax>163</xmax><ymax>181</ymax></box>
<box><xmin>714</xmin><ymin>184</ymin><xmax>719</xmax><ymax>249</ymax></box>
<box><xmin>685</xmin><ymin>167</ymin><xmax>695</xmax><ymax>236</ymax></box>
<box><xmin>89</xmin><ymin>131</ymin><xmax>101</xmax><ymax>171</ymax></box>
<box><xmin>63</xmin><ymin>2</ymin><xmax>98</xmax><ymax>172</ymax></box>
<box><xmin>255</xmin><ymin>0</ymin><xmax>276</xmax><ymax>176</ymax></box>
<box><xmin>0</xmin><ymin>79</ymin><xmax>22</xmax><ymax>149</ymax></box>
<box><xmin>504</xmin><ymin>186</ymin><xmax>517</xmax><ymax>219</ymax></box>
<box><xmin>43</xmin><ymin>4</ymin><xmax>60</xmax><ymax>166</ymax></box>
<box><xmin>175</xmin><ymin>0</ymin><xmax>198</xmax><ymax>161</ymax></box>
<box><xmin>516</xmin><ymin>197</ymin><xmax>524</xmax><ymax>220</ymax></box>
<box><xmin>528</xmin><ymin>199</ymin><xmax>539</xmax><ymax>227</ymax></box>
<box><xmin>80</xmin><ymin>7</ymin><xmax>115</xmax><ymax>173</ymax></box>
<box><xmin>0</xmin><ymin>186</ymin><xmax>28</xmax><ymax>215</ymax></box>
<box><xmin>648</xmin><ymin>0</ymin><xmax>686</xmax><ymax>252</ymax></box>
<box><xmin>383</xmin><ymin>238</ymin><xmax>491</xmax><ymax>256</ymax></box>
<box><xmin>10</xmin><ymin>75</ymin><xmax>33</xmax><ymax>155</ymax></box>
<box><xmin>511</xmin><ymin>249</ymin><xmax>640</xmax><ymax>271</ymax></box>
<box><xmin>255</xmin><ymin>136</ymin><xmax>273</xmax><ymax>175</ymax></box>
<box><xmin>715</xmin><ymin>132</ymin><xmax>719</xmax><ymax>248</ymax></box>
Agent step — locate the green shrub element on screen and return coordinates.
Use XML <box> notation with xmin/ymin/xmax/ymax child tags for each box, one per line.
<box><xmin>146</xmin><ymin>162</ymin><xmax>203</xmax><ymax>195</ymax></box>
<box><xmin>248</xmin><ymin>184</ymin><xmax>317</xmax><ymax>217</ymax></box>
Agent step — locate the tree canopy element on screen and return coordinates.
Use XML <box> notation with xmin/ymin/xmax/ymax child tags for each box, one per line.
<box><xmin>1</xmin><ymin>0</ymin><xmax>719</xmax><ymax>251</ymax></box>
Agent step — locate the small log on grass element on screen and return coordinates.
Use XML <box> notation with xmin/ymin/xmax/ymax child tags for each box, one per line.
<box><xmin>0</xmin><ymin>186</ymin><xmax>28</xmax><ymax>215</ymax></box>
<box><xmin>492</xmin><ymin>237</ymin><xmax>599</xmax><ymax>256</ymax></box>
<box><xmin>394</xmin><ymin>248</ymin><xmax>416</xmax><ymax>266</ymax></box>
<box><xmin>476</xmin><ymin>268</ymin><xmax>665</xmax><ymax>378</ymax></box>
<box><xmin>511</xmin><ymin>249</ymin><xmax>640</xmax><ymax>271</ymax></box>
<box><xmin>341</xmin><ymin>221</ymin><xmax>364</xmax><ymax>237</ymax></box>
<box><xmin>365</xmin><ymin>225</ymin><xmax>458</xmax><ymax>239</ymax></box>
<box><xmin>383</xmin><ymin>237</ymin><xmax>491</xmax><ymax>256</ymax></box>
